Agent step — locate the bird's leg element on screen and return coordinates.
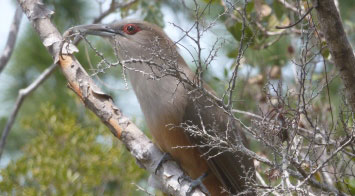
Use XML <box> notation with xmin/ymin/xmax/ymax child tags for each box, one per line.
<box><xmin>179</xmin><ymin>171</ymin><xmax>210</xmax><ymax>196</ymax></box>
<box><xmin>154</xmin><ymin>152</ymin><xmax>173</xmax><ymax>174</ymax></box>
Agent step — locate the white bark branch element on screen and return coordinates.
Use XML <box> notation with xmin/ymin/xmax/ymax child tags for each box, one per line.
<box><xmin>0</xmin><ymin>0</ymin><xmax>136</xmax><ymax>162</ymax></box>
<box><xmin>16</xmin><ymin>0</ymin><xmax>205</xmax><ymax>195</ymax></box>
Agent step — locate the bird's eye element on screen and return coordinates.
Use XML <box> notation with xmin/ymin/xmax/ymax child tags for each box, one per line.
<box><xmin>123</xmin><ymin>24</ymin><xmax>140</xmax><ymax>35</ymax></box>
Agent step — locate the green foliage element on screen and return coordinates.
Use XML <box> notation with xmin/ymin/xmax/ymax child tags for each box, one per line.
<box><xmin>202</xmin><ymin>0</ymin><xmax>221</xmax><ymax>4</ymax></box>
<box><xmin>2</xmin><ymin>25</ymin><xmax>73</xmax><ymax>152</ymax></box>
<box><xmin>246</xmin><ymin>1</ymin><xmax>254</xmax><ymax>14</ymax></box>
<box><xmin>140</xmin><ymin>1</ymin><xmax>165</xmax><ymax>28</ymax></box>
<box><xmin>272</xmin><ymin>0</ymin><xmax>285</xmax><ymax>20</ymax></box>
<box><xmin>245</xmin><ymin>36</ymin><xmax>290</xmax><ymax>68</ymax></box>
<box><xmin>43</xmin><ymin>0</ymin><xmax>90</xmax><ymax>30</ymax></box>
<box><xmin>0</xmin><ymin>104</ymin><xmax>147</xmax><ymax>195</ymax></box>
<box><xmin>227</xmin><ymin>22</ymin><xmax>253</xmax><ymax>42</ymax></box>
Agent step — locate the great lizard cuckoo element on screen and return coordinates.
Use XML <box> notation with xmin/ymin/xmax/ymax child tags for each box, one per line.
<box><xmin>68</xmin><ymin>20</ymin><xmax>256</xmax><ymax>196</ymax></box>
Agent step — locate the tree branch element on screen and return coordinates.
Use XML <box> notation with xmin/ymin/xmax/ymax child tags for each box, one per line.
<box><xmin>93</xmin><ymin>0</ymin><xmax>138</xmax><ymax>23</ymax></box>
<box><xmin>0</xmin><ymin>6</ymin><xmax>23</xmax><ymax>73</ymax></box>
<box><xmin>0</xmin><ymin>63</ymin><xmax>57</xmax><ymax>159</ymax></box>
<box><xmin>16</xmin><ymin>0</ymin><xmax>205</xmax><ymax>195</ymax></box>
<box><xmin>313</xmin><ymin>0</ymin><xmax>355</xmax><ymax>111</ymax></box>
<box><xmin>275</xmin><ymin>6</ymin><xmax>313</xmax><ymax>29</ymax></box>
<box><xmin>0</xmin><ymin>0</ymin><xmax>135</xmax><ymax>162</ymax></box>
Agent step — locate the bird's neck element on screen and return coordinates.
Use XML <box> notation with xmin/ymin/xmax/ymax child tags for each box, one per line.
<box><xmin>126</xmin><ymin>57</ymin><xmax>192</xmax><ymax>129</ymax></box>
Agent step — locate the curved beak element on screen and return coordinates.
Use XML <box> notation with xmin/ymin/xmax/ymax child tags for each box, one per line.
<box><xmin>69</xmin><ymin>24</ymin><xmax>123</xmax><ymax>37</ymax></box>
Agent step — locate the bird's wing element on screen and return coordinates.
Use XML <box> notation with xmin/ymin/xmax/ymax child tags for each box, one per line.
<box><xmin>182</xmin><ymin>90</ymin><xmax>256</xmax><ymax>195</ymax></box>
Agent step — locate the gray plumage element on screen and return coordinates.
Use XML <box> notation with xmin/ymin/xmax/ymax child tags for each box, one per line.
<box><xmin>77</xmin><ymin>20</ymin><xmax>256</xmax><ymax>195</ymax></box>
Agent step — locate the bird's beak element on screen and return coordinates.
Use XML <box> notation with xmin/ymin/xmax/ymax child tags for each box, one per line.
<box><xmin>69</xmin><ymin>24</ymin><xmax>123</xmax><ymax>37</ymax></box>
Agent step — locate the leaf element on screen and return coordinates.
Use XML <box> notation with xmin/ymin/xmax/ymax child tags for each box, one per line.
<box><xmin>321</xmin><ymin>41</ymin><xmax>330</xmax><ymax>59</ymax></box>
<box><xmin>268</xmin><ymin>14</ymin><xmax>290</xmax><ymax>33</ymax></box>
<box><xmin>267</xmin><ymin>14</ymin><xmax>279</xmax><ymax>30</ymax></box>
<box><xmin>345</xmin><ymin>177</ymin><xmax>355</xmax><ymax>195</ymax></box>
<box><xmin>259</xmin><ymin>4</ymin><xmax>272</xmax><ymax>18</ymax></box>
<box><xmin>228</xmin><ymin>23</ymin><xmax>243</xmax><ymax>41</ymax></box>
<box><xmin>228</xmin><ymin>22</ymin><xmax>253</xmax><ymax>42</ymax></box>
<box><xmin>280</xmin><ymin>16</ymin><xmax>290</xmax><ymax>27</ymax></box>
<box><xmin>224</xmin><ymin>67</ymin><xmax>229</xmax><ymax>77</ymax></box>
<box><xmin>227</xmin><ymin>49</ymin><xmax>239</xmax><ymax>58</ymax></box>
<box><xmin>273</xmin><ymin>0</ymin><xmax>284</xmax><ymax>20</ymax></box>
<box><xmin>321</xmin><ymin>48</ymin><xmax>330</xmax><ymax>59</ymax></box>
<box><xmin>246</xmin><ymin>1</ymin><xmax>254</xmax><ymax>14</ymax></box>
<box><xmin>213</xmin><ymin>76</ymin><xmax>221</xmax><ymax>81</ymax></box>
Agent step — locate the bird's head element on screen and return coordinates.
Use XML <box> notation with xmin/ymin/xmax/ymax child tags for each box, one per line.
<box><xmin>72</xmin><ymin>20</ymin><xmax>178</xmax><ymax>62</ymax></box>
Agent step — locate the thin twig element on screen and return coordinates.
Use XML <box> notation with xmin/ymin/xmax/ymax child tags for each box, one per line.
<box><xmin>132</xmin><ymin>183</ymin><xmax>155</xmax><ymax>196</ymax></box>
<box><xmin>276</xmin><ymin>7</ymin><xmax>313</xmax><ymax>29</ymax></box>
<box><xmin>0</xmin><ymin>6</ymin><xmax>23</xmax><ymax>73</ymax></box>
<box><xmin>93</xmin><ymin>0</ymin><xmax>138</xmax><ymax>23</ymax></box>
<box><xmin>0</xmin><ymin>1</ymin><xmax>126</xmax><ymax>161</ymax></box>
<box><xmin>276</xmin><ymin>0</ymin><xmax>298</xmax><ymax>12</ymax></box>
<box><xmin>0</xmin><ymin>64</ymin><xmax>57</xmax><ymax>159</ymax></box>
<box><xmin>296</xmin><ymin>135</ymin><xmax>354</xmax><ymax>189</ymax></box>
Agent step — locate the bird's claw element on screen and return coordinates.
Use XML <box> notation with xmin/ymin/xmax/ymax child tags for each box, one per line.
<box><xmin>154</xmin><ymin>152</ymin><xmax>172</xmax><ymax>175</ymax></box>
<box><xmin>178</xmin><ymin>172</ymin><xmax>210</xmax><ymax>196</ymax></box>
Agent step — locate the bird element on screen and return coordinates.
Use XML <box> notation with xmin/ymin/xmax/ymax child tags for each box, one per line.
<box><xmin>71</xmin><ymin>20</ymin><xmax>256</xmax><ymax>196</ymax></box>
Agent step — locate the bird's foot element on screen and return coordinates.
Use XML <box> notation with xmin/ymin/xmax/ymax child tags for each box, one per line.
<box><xmin>154</xmin><ymin>152</ymin><xmax>173</xmax><ymax>175</ymax></box>
<box><xmin>179</xmin><ymin>172</ymin><xmax>210</xmax><ymax>196</ymax></box>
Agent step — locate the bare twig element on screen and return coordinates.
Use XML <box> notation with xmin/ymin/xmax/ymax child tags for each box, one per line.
<box><xmin>275</xmin><ymin>6</ymin><xmax>313</xmax><ymax>29</ymax></box>
<box><xmin>93</xmin><ymin>0</ymin><xmax>138</xmax><ymax>23</ymax></box>
<box><xmin>0</xmin><ymin>0</ymin><xmax>129</xmax><ymax>161</ymax></box>
<box><xmin>0</xmin><ymin>6</ymin><xmax>23</xmax><ymax>73</ymax></box>
<box><xmin>0</xmin><ymin>64</ymin><xmax>57</xmax><ymax>159</ymax></box>
<box><xmin>296</xmin><ymin>135</ymin><xmax>354</xmax><ymax>188</ymax></box>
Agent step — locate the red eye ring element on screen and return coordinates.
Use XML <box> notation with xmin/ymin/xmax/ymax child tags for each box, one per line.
<box><xmin>123</xmin><ymin>24</ymin><xmax>140</xmax><ymax>35</ymax></box>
